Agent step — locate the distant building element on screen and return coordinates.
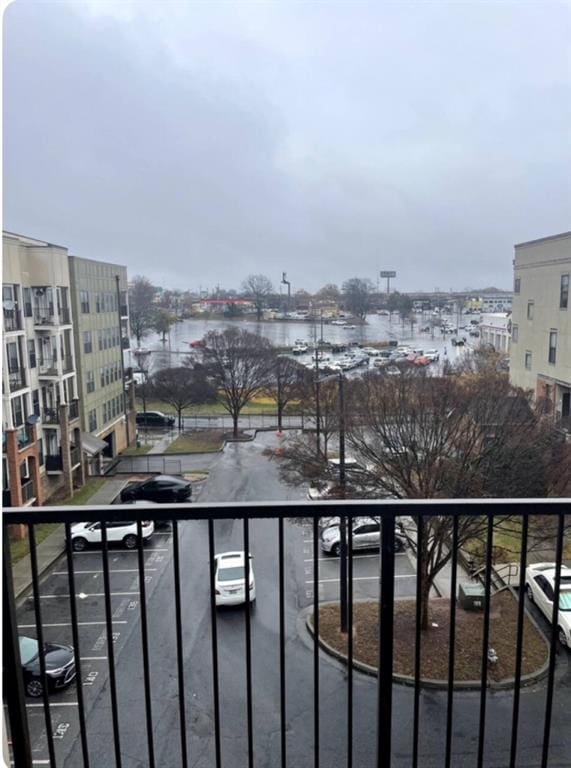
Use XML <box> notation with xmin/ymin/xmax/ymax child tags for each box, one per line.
<box><xmin>2</xmin><ymin>232</ymin><xmax>83</xmax><ymax>507</ymax></box>
<box><xmin>480</xmin><ymin>292</ymin><xmax>512</xmax><ymax>312</ymax></box>
<box><xmin>509</xmin><ymin>232</ymin><xmax>570</xmax><ymax>430</ymax></box>
<box><xmin>68</xmin><ymin>256</ymin><xmax>135</xmax><ymax>469</ymax></box>
<box><xmin>479</xmin><ymin>313</ymin><xmax>512</xmax><ymax>354</ymax></box>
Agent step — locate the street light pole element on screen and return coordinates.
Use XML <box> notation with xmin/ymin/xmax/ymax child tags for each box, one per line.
<box><xmin>338</xmin><ymin>372</ymin><xmax>348</xmax><ymax>633</ymax></box>
<box><xmin>314</xmin><ymin>347</ymin><xmax>321</xmax><ymax>456</ymax></box>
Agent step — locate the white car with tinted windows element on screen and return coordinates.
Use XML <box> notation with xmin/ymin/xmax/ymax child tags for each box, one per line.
<box><xmin>71</xmin><ymin>520</ymin><xmax>154</xmax><ymax>551</ymax></box>
<box><xmin>321</xmin><ymin>516</ymin><xmax>405</xmax><ymax>556</ymax></box>
<box><xmin>525</xmin><ymin>563</ymin><xmax>571</xmax><ymax>648</ymax></box>
<box><xmin>214</xmin><ymin>551</ymin><xmax>256</xmax><ymax>607</ymax></box>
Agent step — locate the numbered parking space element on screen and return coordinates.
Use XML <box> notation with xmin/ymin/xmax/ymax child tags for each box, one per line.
<box><xmin>15</xmin><ymin>532</ymin><xmax>175</xmax><ymax>765</ymax></box>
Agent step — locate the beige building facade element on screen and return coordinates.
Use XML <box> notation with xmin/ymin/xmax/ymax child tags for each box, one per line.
<box><xmin>509</xmin><ymin>232</ymin><xmax>571</xmax><ymax>427</ymax></box>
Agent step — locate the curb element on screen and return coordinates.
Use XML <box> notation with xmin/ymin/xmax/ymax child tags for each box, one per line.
<box><xmin>302</xmin><ymin>600</ymin><xmax>551</xmax><ymax>691</ymax></box>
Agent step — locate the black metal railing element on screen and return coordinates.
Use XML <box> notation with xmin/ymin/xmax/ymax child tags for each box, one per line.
<box><xmin>33</xmin><ymin>310</ymin><xmax>56</xmax><ymax>326</ymax></box>
<box><xmin>70</xmin><ymin>445</ymin><xmax>81</xmax><ymax>466</ymax></box>
<box><xmin>69</xmin><ymin>400</ymin><xmax>80</xmax><ymax>420</ymax></box>
<box><xmin>2</xmin><ymin>499</ymin><xmax>570</xmax><ymax>768</ymax></box>
<box><xmin>59</xmin><ymin>307</ymin><xmax>71</xmax><ymax>324</ymax></box>
<box><xmin>16</xmin><ymin>425</ymin><xmax>33</xmax><ymax>450</ymax></box>
<box><xmin>38</xmin><ymin>359</ymin><xmax>58</xmax><ymax>376</ymax></box>
<box><xmin>45</xmin><ymin>453</ymin><xmax>63</xmax><ymax>473</ymax></box>
<box><xmin>43</xmin><ymin>408</ymin><xmax>60</xmax><ymax>425</ymax></box>
<box><xmin>21</xmin><ymin>479</ymin><xmax>35</xmax><ymax>503</ymax></box>
<box><xmin>8</xmin><ymin>368</ymin><xmax>26</xmax><ymax>392</ymax></box>
<box><xmin>4</xmin><ymin>308</ymin><xmax>22</xmax><ymax>331</ymax></box>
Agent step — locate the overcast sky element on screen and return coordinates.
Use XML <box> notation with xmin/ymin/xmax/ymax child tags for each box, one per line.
<box><xmin>3</xmin><ymin>1</ymin><xmax>570</xmax><ymax>293</ymax></box>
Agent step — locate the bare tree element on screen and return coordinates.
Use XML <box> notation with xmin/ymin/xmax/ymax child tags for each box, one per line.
<box><xmin>264</xmin><ymin>356</ymin><xmax>307</xmax><ymax>432</ymax></box>
<box><xmin>241</xmin><ymin>274</ymin><xmax>274</xmax><ymax>321</ymax></box>
<box><xmin>342</xmin><ymin>277</ymin><xmax>374</xmax><ymax>321</ymax></box>
<box><xmin>315</xmin><ymin>283</ymin><xmax>341</xmax><ymax>303</ymax></box>
<box><xmin>202</xmin><ymin>328</ymin><xmax>274</xmax><ymax>436</ymax></box>
<box><xmin>151</xmin><ymin>366</ymin><xmax>215</xmax><ymax>431</ymax></box>
<box><xmin>129</xmin><ymin>276</ymin><xmax>157</xmax><ymax>346</ymax></box>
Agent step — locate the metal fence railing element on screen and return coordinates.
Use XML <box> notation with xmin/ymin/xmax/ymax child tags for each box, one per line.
<box><xmin>2</xmin><ymin>499</ymin><xmax>570</xmax><ymax>768</ymax></box>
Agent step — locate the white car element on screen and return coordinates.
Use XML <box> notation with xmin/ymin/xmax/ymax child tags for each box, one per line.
<box><xmin>525</xmin><ymin>563</ymin><xmax>571</xmax><ymax>648</ymax></box>
<box><xmin>71</xmin><ymin>520</ymin><xmax>154</xmax><ymax>551</ymax></box>
<box><xmin>214</xmin><ymin>551</ymin><xmax>256</xmax><ymax>607</ymax></box>
<box><xmin>320</xmin><ymin>516</ymin><xmax>405</xmax><ymax>556</ymax></box>
<box><xmin>424</xmin><ymin>349</ymin><xmax>440</xmax><ymax>362</ymax></box>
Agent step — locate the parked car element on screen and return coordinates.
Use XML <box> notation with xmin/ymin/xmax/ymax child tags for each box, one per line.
<box><xmin>19</xmin><ymin>636</ymin><xmax>76</xmax><ymax>697</ymax></box>
<box><xmin>122</xmin><ymin>498</ymin><xmax>171</xmax><ymax>529</ymax></box>
<box><xmin>321</xmin><ymin>516</ymin><xmax>405</xmax><ymax>556</ymax></box>
<box><xmin>525</xmin><ymin>563</ymin><xmax>571</xmax><ymax>648</ymax></box>
<box><xmin>424</xmin><ymin>349</ymin><xmax>440</xmax><ymax>362</ymax></box>
<box><xmin>136</xmin><ymin>411</ymin><xmax>175</xmax><ymax>428</ymax></box>
<box><xmin>120</xmin><ymin>474</ymin><xmax>192</xmax><ymax>503</ymax></box>
<box><xmin>214</xmin><ymin>551</ymin><xmax>256</xmax><ymax>607</ymax></box>
<box><xmin>71</xmin><ymin>520</ymin><xmax>154</xmax><ymax>551</ymax></box>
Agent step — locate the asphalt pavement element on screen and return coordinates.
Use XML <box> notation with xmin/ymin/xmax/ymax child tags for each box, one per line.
<box><xmin>14</xmin><ymin>432</ymin><xmax>571</xmax><ymax>767</ymax></box>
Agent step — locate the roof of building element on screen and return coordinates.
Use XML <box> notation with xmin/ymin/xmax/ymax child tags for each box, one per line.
<box><xmin>514</xmin><ymin>231</ymin><xmax>571</xmax><ymax>248</ymax></box>
<box><xmin>3</xmin><ymin>230</ymin><xmax>68</xmax><ymax>250</ymax></box>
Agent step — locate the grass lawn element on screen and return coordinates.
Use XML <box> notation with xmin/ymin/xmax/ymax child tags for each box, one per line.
<box><xmin>165</xmin><ymin>431</ymin><xmax>225</xmax><ymax>454</ymax></box>
<box><xmin>464</xmin><ymin>516</ymin><xmax>571</xmax><ymax>563</ymax></box>
<box><xmin>9</xmin><ymin>523</ymin><xmax>61</xmax><ymax>564</ymax></box>
<box><xmin>135</xmin><ymin>398</ymin><xmax>300</xmax><ymax>416</ymax></box>
<box><xmin>122</xmin><ymin>445</ymin><xmax>152</xmax><ymax>455</ymax></box>
<box><xmin>315</xmin><ymin>591</ymin><xmax>548</xmax><ymax>683</ymax></box>
<box><xmin>62</xmin><ymin>477</ymin><xmax>107</xmax><ymax>505</ymax></box>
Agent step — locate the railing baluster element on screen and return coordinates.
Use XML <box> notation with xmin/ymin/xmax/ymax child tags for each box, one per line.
<box><xmin>412</xmin><ymin>515</ymin><xmax>423</xmax><ymax>768</ymax></box>
<box><xmin>541</xmin><ymin>512</ymin><xmax>565</xmax><ymax>768</ymax></box>
<box><xmin>172</xmin><ymin>520</ymin><xmax>189</xmax><ymax>768</ymax></box>
<box><xmin>64</xmin><ymin>523</ymin><xmax>90</xmax><ymax>767</ymax></box>
<box><xmin>444</xmin><ymin>514</ymin><xmax>459</xmax><ymax>768</ymax></box>
<box><xmin>509</xmin><ymin>514</ymin><xmax>529</xmax><ymax>768</ymax></box>
<box><xmin>278</xmin><ymin>517</ymin><xmax>287</xmax><ymax>768</ymax></box>
<box><xmin>101</xmin><ymin>522</ymin><xmax>122</xmax><ymax>768</ymax></box>
<box><xmin>29</xmin><ymin>524</ymin><xmax>57</xmax><ymax>767</ymax></box>
<box><xmin>377</xmin><ymin>512</ymin><xmax>395</xmax><ymax>768</ymax></box>
<box><xmin>208</xmin><ymin>519</ymin><xmax>222</xmax><ymax>768</ymax></box>
<box><xmin>347</xmin><ymin>513</ymin><xmax>353</xmax><ymax>768</ymax></box>
<box><xmin>477</xmin><ymin>514</ymin><xmax>494</xmax><ymax>768</ymax></box>
<box><xmin>3</xmin><ymin>530</ymin><xmax>33</xmax><ymax>768</ymax></box>
<box><xmin>244</xmin><ymin>518</ymin><xmax>254</xmax><ymax>768</ymax></box>
<box><xmin>313</xmin><ymin>516</ymin><xmax>320</xmax><ymax>768</ymax></box>
<box><xmin>136</xmin><ymin>521</ymin><xmax>155</xmax><ymax>768</ymax></box>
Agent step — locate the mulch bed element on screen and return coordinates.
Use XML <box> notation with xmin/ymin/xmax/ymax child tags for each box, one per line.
<box><xmin>316</xmin><ymin>591</ymin><xmax>548</xmax><ymax>682</ymax></box>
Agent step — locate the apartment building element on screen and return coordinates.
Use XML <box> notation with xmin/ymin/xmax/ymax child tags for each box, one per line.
<box><xmin>68</xmin><ymin>256</ymin><xmax>135</xmax><ymax>467</ymax></box>
<box><xmin>481</xmin><ymin>292</ymin><xmax>512</xmax><ymax>312</ymax></box>
<box><xmin>2</xmin><ymin>232</ymin><xmax>84</xmax><ymax>507</ymax></box>
<box><xmin>480</xmin><ymin>313</ymin><xmax>512</xmax><ymax>354</ymax></box>
<box><xmin>509</xmin><ymin>231</ymin><xmax>571</xmax><ymax>428</ymax></box>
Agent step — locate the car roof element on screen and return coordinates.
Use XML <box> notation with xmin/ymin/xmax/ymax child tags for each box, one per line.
<box><xmin>216</xmin><ymin>551</ymin><xmax>251</xmax><ymax>567</ymax></box>
<box><xmin>529</xmin><ymin>563</ymin><xmax>571</xmax><ymax>585</ymax></box>
<box><xmin>151</xmin><ymin>474</ymin><xmax>185</xmax><ymax>482</ymax></box>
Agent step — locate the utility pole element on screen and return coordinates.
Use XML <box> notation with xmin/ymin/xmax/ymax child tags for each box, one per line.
<box><xmin>281</xmin><ymin>272</ymin><xmax>291</xmax><ymax>313</ymax></box>
<box><xmin>314</xmin><ymin>347</ymin><xmax>320</xmax><ymax>455</ymax></box>
<box><xmin>338</xmin><ymin>373</ymin><xmax>348</xmax><ymax>633</ymax></box>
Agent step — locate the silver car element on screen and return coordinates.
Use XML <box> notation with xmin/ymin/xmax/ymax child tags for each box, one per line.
<box><xmin>320</xmin><ymin>516</ymin><xmax>405</xmax><ymax>556</ymax></box>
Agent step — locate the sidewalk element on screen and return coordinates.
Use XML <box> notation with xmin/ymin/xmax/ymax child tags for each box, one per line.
<box><xmin>10</xmin><ymin>477</ymin><xmax>130</xmax><ymax>600</ymax></box>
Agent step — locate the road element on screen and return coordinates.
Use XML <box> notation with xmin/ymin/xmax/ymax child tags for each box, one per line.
<box><xmin>14</xmin><ymin>434</ymin><xmax>571</xmax><ymax>767</ymax></box>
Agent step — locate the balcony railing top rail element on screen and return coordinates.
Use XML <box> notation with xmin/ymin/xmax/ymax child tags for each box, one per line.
<box><xmin>3</xmin><ymin>498</ymin><xmax>570</xmax><ymax>768</ymax></box>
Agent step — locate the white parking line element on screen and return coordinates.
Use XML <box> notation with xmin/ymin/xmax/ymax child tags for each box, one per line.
<box><xmin>53</xmin><ymin>569</ymin><xmax>157</xmax><ymax>575</ymax></box>
<box><xmin>26</xmin><ymin>702</ymin><xmax>78</xmax><ymax>708</ymax></box>
<box><xmin>39</xmin><ymin>591</ymin><xmax>140</xmax><ymax>599</ymax></box>
<box><xmin>19</xmin><ymin>621</ymin><xmax>128</xmax><ymax>628</ymax></box>
<box><xmin>305</xmin><ymin>575</ymin><xmax>416</xmax><ymax>584</ymax></box>
<box><xmin>80</xmin><ymin>656</ymin><xmax>108</xmax><ymax>661</ymax></box>
<box><xmin>73</xmin><ymin>549</ymin><xmax>169</xmax><ymax>555</ymax></box>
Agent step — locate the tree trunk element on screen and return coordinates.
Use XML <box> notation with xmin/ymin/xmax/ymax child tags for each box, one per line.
<box><xmin>177</xmin><ymin>408</ymin><xmax>183</xmax><ymax>432</ymax></box>
<box><xmin>420</xmin><ymin>572</ymin><xmax>432</xmax><ymax>631</ymax></box>
<box><xmin>233</xmin><ymin>412</ymin><xmax>239</xmax><ymax>438</ymax></box>
<box><xmin>277</xmin><ymin>402</ymin><xmax>283</xmax><ymax>431</ymax></box>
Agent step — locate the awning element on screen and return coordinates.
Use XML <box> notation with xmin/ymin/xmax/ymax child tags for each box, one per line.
<box><xmin>81</xmin><ymin>432</ymin><xmax>107</xmax><ymax>456</ymax></box>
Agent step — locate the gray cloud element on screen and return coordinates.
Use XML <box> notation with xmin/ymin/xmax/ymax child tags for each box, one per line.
<box><xmin>4</xmin><ymin>1</ymin><xmax>570</xmax><ymax>292</ymax></box>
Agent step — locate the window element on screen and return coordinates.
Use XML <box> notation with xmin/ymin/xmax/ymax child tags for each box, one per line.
<box><xmin>11</xmin><ymin>397</ymin><xmax>23</xmax><ymax>427</ymax></box>
<box><xmin>103</xmin><ymin>402</ymin><xmax>108</xmax><ymax>423</ymax></box>
<box><xmin>527</xmin><ymin>301</ymin><xmax>534</xmax><ymax>320</ymax></box>
<box><xmin>512</xmin><ymin>324</ymin><xmax>518</xmax><ymax>343</ymax></box>
<box><xmin>80</xmin><ymin>290</ymin><xmax>90</xmax><ymax>313</ymax></box>
<box><xmin>105</xmin><ymin>367</ymin><xmax>111</xmax><ymax>386</ymax></box>
<box><xmin>28</xmin><ymin>339</ymin><xmax>36</xmax><ymax>368</ymax></box>
<box><xmin>23</xmin><ymin>287</ymin><xmax>32</xmax><ymax>317</ymax></box>
<box><xmin>548</xmin><ymin>330</ymin><xmax>557</xmax><ymax>364</ymax></box>
<box><xmin>32</xmin><ymin>390</ymin><xmax>40</xmax><ymax>416</ymax></box>
<box><xmin>86</xmin><ymin>370</ymin><xmax>95</xmax><ymax>394</ymax></box>
<box><xmin>6</xmin><ymin>341</ymin><xmax>19</xmax><ymax>372</ymax></box>
<box><xmin>514</xmin><ymin>278</ymin><xmax>521</xmax><ymax>294</ymax></box>
<box><xmin>88</xmin><ymin>409</ymin><xmax>97</xmax><ymax>432</ymax></box>
<box><xmin>100</xmin><ymin>367</ymin><xmax>105</xmax><ymax>388</ymax></box>
<box><xmin>561</xmin><ymin>274</ymin><xmax>569</xmax><ymax>309</ymax></box>
<box><xmin>525</xmin><ymin>351</ymin><xmax>532</xmax><ymax>370</ymax></box>
<box><xmin>83</xmin><ymin>331</ymin><xmax>92</xmax><ymax>354</ymax></box>
<box><xmin>96</xmin><ymin>293</ymin><xmax>103</xmax><ymax>313</ymax></box>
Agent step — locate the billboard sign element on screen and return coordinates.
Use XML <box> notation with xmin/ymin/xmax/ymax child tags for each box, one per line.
<box><xmin>380</xmin><ymin>270</ymin><xmax>396</xmax><ymax>278</ymax></box>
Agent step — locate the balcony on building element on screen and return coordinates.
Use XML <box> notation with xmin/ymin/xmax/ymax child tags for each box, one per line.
<box><xmin>62</xmin><ymin>354</ymin><xmax>74</xmax><ymax>374</ymax></box>
<box><xmin>38</xmin><ymin>357</ymin><xmax>59</xmax><ymax>378</ymax></box>
<box><xmin>16</xmin><ymin>425</ymin><xmax>34</xmax><ymax>451</ymax></box>
<box><xmin>33</xmin><ymin>305</ymin><xmax>71</xmax><ymax>329</ymax></box>
<box><xmin>8</xmin><ymin>367</ymin><xmax>27</xmax><ymax>393</ymax></box>
<box><xmin>42</xmin><ymin>407</ymin><xmax>60</xmax><ymax>426</ymax></box>
<box><xmin>3</xmin><ymin>307</ymin><xmax>23</xmax><ymax>332</ymax></box>
<box><xmin>69</xmin><ymin>399</ymin><xmax>80</xmax><ymax>422</ymax></box>
<box><xmin>2</xmin><ymin>478</ymin><xmax>36</xmax><ymax>508</ymax></box>
<box><xmin>3</xmin><ymin>498</ymin><xmax>570</xmax><ymax>768</ymax></box>
<box><xmin>45</xmin><ymin>451</ymin><xmax>63</xmax><ymax>474</ymax></box>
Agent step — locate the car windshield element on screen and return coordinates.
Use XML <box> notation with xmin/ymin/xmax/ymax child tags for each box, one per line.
<box><xmin>19</xmin><ymin>636</ymin><xmax>39</xmax><ymax>665</ymax></box>
<box><xmin>559</xmin><ymin>591</ymin><xmax>571</xmax><ymax>611</ymax></box>
<box><xmin>218</xmin><ymin>566</ymin><xmax>245</xmax><ymax>582</ymax></box>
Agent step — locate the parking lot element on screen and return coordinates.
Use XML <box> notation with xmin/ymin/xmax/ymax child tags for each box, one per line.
<box><xmin>302</xmin><ymin>522</ymin><xmax>417</xmax><ymax>604</ymax></box>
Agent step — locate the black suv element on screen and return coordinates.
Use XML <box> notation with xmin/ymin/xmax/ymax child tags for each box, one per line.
<box><xmin>136</xmin><ymin>411</ymin><xmax>175</xmax><ymax>428</ymax></box>
<box><xmin>121</xmin><ymin>475</ymin><xmax>192</xmax><ymax>503</ymax></box>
